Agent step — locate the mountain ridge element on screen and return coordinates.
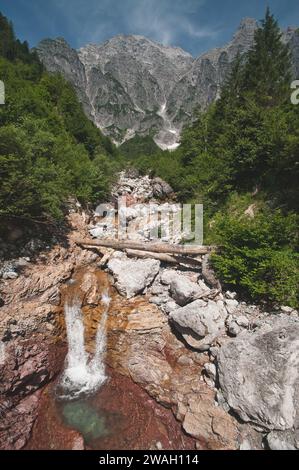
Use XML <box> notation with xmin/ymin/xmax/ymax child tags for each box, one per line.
<box><xmin>36</xmin><ymin>18</ymin><xmax>299</xmax><ymax>149</ymax></box>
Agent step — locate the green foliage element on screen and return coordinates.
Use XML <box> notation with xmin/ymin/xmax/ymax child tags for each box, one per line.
<box><xmin>211</xmin><ymin>209</ymin><xmax>299</xmax><ymax>307</ymax></box>
<box><xmin>0</xmin><ymin>12</ymin><xmax>119</xmax><ymax>221</ymax></box>
<box><xmin>243</xmin><ymin>7</ymin><xmax>292</xmax><ymax>106</ymax></box>
<box><xmin>120</xmin><ymin>135</ymin><xmax>160</xmax><ymax>159</ymax></box>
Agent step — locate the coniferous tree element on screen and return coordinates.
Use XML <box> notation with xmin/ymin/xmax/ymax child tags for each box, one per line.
<box><xmin>243</xmin><ymin>7</ymin><xmax>292</xmax><ymax>105</ymax></box>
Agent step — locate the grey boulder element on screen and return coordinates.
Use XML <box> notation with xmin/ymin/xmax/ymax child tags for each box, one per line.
<box><xmin>108</xmin><ymin>253</ymin><xmax>160</xmax><ymax>298</ymax></box>
<box><xmin>161</xmin><ymin>269</ymin><xmax>210</xmax><ymax>306</ymax></box>
<box><xmin>218</xmin><ymin>315</ymin><xmax>299</xmax><ymax>431</ymax></box>
<box><xmin>169</xmin><ymin>299</ymin><xmax>227</xmax><ymax>351</ymax></box>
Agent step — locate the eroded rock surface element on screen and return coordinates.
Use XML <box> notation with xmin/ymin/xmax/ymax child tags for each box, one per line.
<box><xmin>108</xmin><ymin>252</ymin><xmax>160</xmax><ymax>298</ymax></box>
<box><xmin>170</xmin><ymin>300</ymin><xmax>227</xmax><ymax>351</ymax></box>
<box><xmin>218</xmin><ymin>315</ymin><xmax>299</xmax><ymax>432</ymax></box>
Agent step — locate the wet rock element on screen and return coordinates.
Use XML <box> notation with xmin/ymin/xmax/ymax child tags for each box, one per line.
<box><xmin>80</xmin><ymin>269</ymin><xmax>101</xmax><ymax>306</ymax></box>
<box><xmin>218</xmin><ymin>315</ymin><xmax>299</xmax><ymax>431</ymax></box>
<box><xmin>108</xmin><ymin>253</ymin><xmax>160</xmax><ymax>298</ymax></box>
<box><xmin>169</xmin><ymin>300</ymin><xmax>227</xmax><ymax>351</ymax></box>
<box><xmin>0</xmin><ymin>337</ymin><xmax>66</xmax><ymax>450</ymax></box>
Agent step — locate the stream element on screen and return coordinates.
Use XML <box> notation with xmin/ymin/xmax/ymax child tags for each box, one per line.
<box><xmin>25</xmin><ymin>267</ymin><xmax>196</xmax><ymax>450</ymax></box>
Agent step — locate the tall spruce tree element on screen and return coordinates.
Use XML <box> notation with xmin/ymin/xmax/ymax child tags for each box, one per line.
<box><xmin>243</xmin><ymin>7</ymin><xmax>292</xmax><ymax>105</ymax></box>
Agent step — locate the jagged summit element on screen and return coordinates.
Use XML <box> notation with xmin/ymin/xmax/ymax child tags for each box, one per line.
<box><xmin>36</xmin><ymin>19</ymin><xmax>299</xmax><ymax>149</ymax></box>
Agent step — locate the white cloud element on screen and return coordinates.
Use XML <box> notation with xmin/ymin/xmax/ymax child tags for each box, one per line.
<box><xmin>126</xmin><ymin>0</ymin><xmax>219</xmax><ymax>46</ymax></box>
<box><xmin>48</xmin><ymin>0</ymin><xmax>219</xmax><ymax>49</ymax></box>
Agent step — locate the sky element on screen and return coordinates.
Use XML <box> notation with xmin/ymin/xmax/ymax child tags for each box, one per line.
<box><xmin>0</xmin><ymin>0</ymin><xmax>299</xmax><ymax>56</ymax></box>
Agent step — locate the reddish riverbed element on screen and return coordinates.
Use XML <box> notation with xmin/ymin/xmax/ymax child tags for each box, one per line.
<box><xmin>26</xmin><ymin>368</ymin><xmax>196</xmax><ymax>450</ymax></box>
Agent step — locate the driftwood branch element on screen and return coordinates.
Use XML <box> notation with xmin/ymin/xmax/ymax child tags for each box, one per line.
<box><xmin>75</xmin><ymin>238</ymin><xmax>215</xmax><ymax>255</ymax></box>
<box><xmin>125</xmin><ymin>249</ymin><xmax>202</xmax><ymax>267</ymax></box>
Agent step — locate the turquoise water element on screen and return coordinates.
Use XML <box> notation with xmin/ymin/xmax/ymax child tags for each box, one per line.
<box><xmin>62</xmin><ymin>401</ymin><xmax>109</xmax><ymax>441</ymax></box>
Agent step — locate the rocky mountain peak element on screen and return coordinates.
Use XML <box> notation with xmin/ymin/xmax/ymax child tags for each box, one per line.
<box><xmin>36</xmin><ymin>19</ymin><xmax>299</xmax><ymax>149</ymax></box>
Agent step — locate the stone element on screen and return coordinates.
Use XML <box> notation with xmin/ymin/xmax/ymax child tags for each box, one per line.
<box><xmin>163</xmin><ymin>300</ymin><xmax>179</xmax><ymax>314</ymax></box>
<box><xmin>149</xmin><ymin>296</ymin><xmax>166</xmax><ymax>306</ymax></box>
<box><xmin>209</xmin><ymin>347</ymin><xmax>219</xmax><ymax>359</ymax></box>
<box><xmin>226</xmin><ymin>291</ymin><xmax>237</xmax><ymax>300</ymax></box>
<box><xmin>225</xmin><ymin>299</ymin><xmax>239</xmax><ymax>314</ymax></box>
<box><xmin>80</xmin><ymin>269</ymin><xmax>101</xmax><ymax>306</ymax></box>
<box><xmin>160</xmin><ymin>270</ymin><xmax>210</xmax><ymax>306</ymax></box>
<box><xmin>218</xmin><ymin>315</ymin><xmax>299</xmax><ymax>431</ymax></box>
<box><xmin>169</xmin><ymin>300</ymin><xmax>227</xmax><ymax>351</ymax></box>
<box><xmin>239</xmin><ymin>440</ymin><xmax>251</xmax><ymax>450</ymax></box>
<box><xmin>182</xmin><ymin>397</ymin><xmax>238</xmax><ymax>449</ymax></box>
<box><xmin>152</xmin><ymin>177</ymin><xmax>173</xmax><ymax>198</ymax></box>
<box><xmin>216</xmin><ymin>390</ymin><xmax>230</xmax><ymax>413</ymax></box>
<box><xmin>2</xmin><ymin>271</ymin><xmax>18</xmax><ymax>280</ymax></box>
<box><xmin>108</xmin><ymin>253</ymin><xmax>160</xmax><ymax>298</ymax></box>
<box><xmin>170</xmin><ymin>276</ymin><xmax>210</xmax><ymax>306</ymax></box>
<box><xmin>266</xmin><ymin>429</ymin><xmax>299</xmax><ymax>450</ymax></box>
<box><xmin>236</xmin><ymin>316</ymin><xmax>250</xmax><ymax>328</ymax></box>
<box><xmin>204</xmin><ymin>363</ymin><xmax>217</xmax><ymax>381</ymax></box>
<box><xmin>281</xmin><ymin>306</ymin><xmax>294</xmax><ymax>314</ymax></box>
<box><xmin>227</xmin><ymin>320</ymin><xmax>241</xmax><ymax>337</ymax></box>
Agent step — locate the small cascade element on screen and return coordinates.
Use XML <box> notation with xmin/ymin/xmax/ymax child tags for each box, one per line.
<box><xmin>0</xmin><ymin>341</ymin><xmax>5</xmax><ymax>365</ymax></box>
<box><xmin>59</xmin><ymin>289</ymin><xmax>111</xmax><ymax>400</ymax></box>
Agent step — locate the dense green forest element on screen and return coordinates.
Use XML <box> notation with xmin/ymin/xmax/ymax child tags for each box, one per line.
<box><xmin>0</xmin><ymin>12</ymin><xmax>119</xmax><ymax>222</ymax></box>
<box><xmin>130</xmin><ymin>10</ymin><xmax>299</xmax><ymax>307</ymax></box>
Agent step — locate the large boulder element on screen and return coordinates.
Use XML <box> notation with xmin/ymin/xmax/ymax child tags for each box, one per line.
<box><xmin>161</xmin><ymin>269</ymin><xmax>210</xmax><ymax>306</ymax></box>
<box><xmin>169</xmin><ymin>299</ymin><xmax>227</xmax><ymax>351</ymax></box>
<box><xmin>152</xmin><ymin>177</ymin><xmax>173</xmax><ymax>198</ymax></box>
<box><xmin>218</xmin><ymin>315</ymin><xmax>299</xmax><ymax>432</ymax></box>
<box><xmin>108</xmin><ymin>253</ymin><xmax>160</xmax><ymax>298</ymax></box>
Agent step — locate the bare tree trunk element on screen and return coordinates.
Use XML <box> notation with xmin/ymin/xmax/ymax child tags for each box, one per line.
<box><xmin>75</xmin><ymin>238</ymin><xmax>215</xmax><ymax>255</ymax></box>
<box><xmin>125</xmin><ymin>249</ymin><xmax>202</xmax><ymax>267</ymax></box>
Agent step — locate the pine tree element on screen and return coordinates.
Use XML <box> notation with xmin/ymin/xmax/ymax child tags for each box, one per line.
<box><xmin>243</xmin><ymin>7</ymin><xmax>292</xmax><ymax>106</ymax></box>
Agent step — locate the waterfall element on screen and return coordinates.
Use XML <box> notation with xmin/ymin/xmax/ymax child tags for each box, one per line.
<box><xmin>0</xmin><ymin>341</ymin><xmax>5</xmax><ymax>365</ymax></box>
<box><xmin>59</xmin><ymin>290</ymin><xmax>111</xmax><ymax>400</ymax></box>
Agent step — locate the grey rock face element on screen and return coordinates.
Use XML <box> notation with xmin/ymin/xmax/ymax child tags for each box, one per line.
<box><xmin>267</xmin><ymin>429</ymin><xmax>299</xmax><ymax>450</ymax></box>
<box><xmin>169</xmin><ymin>299</ymin><xmax>227</xmax><ymax>351</ymax></box>
<box><xmin>218</xmin><ymin>315</ymin><xmax>299</xmax><ymax>432</ymax></box>
<box><xmin>107</xmin><ymin>252</ymin><xmax>160</xmax><ymax>298</ymax></box>
<box><xmin>36</xmin><ymin>20</ymin><xmax>299</xmax><ymax>149</ymax></box>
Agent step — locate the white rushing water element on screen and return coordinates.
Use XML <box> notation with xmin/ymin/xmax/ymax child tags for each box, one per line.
<box><xmin>0</xmin><ymin>341</ymin><xmax>5</xmax><ymax>365</ymax></box>
<box><xmin>59</xmin><ymin>290</ymin><xmax>111</xmax><ymax>400</ymax></box>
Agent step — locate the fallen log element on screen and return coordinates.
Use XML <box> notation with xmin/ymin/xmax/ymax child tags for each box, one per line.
<box><xmin>75</xmin><ymin>238</ymin><xmax>215</xmax><ymax>255</ymax></box>
<box><xmin>125</xmin><ymin>249</ymin><xmax>202</xmax><ymax>267</ymax></box>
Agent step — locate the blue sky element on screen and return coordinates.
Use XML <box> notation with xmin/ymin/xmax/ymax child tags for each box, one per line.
<box><xmin>0</xmin><ymin>0</ymin><xmax>298</xmax><ymax>56</ymax></box>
